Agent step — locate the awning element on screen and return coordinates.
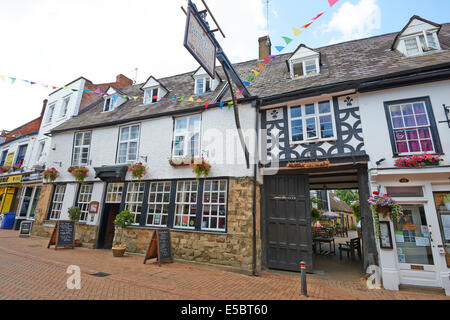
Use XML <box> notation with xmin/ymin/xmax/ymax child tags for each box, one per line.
<box><xmin>93</xmin><ymin>166</ymin><xmax>128</xmax><ymax>181</ymax></box>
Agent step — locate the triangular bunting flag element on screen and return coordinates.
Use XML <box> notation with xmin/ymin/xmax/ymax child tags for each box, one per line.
<box><xmin>23</xmin><ymin>80</ymin><xmax>30</xmax><ymax>84</ymax></box>
<box><xmin>243</xmin><ymin>81</ymin><xmax>250</xmax><ymax>86</ymax></box>
<box><xmin>281</xmin><ymin>36</ymin><xmax>293</xmax><ymax>45</ymax></box>
<box><xmin>188</xmin><ymin>97</ymin><xmax>194</xmax><ymax>102</ymax></box>
<box><xmin>292</xmin><ymin>27</ymin><xmax>302</xmax><ymax>37</ymax></box>
<box><xmin>41</xmin><ymin>84</ymin><xmax>48</xmax><ymax>88</ymax></box>
<box><xmin>275</xmin><ymin>46</ymin><xmax>285</xmax><ymax>52</ymax></box>
<box><xmin>94</xmin><ymin>88</ymin><xmax>101</xmax><ymax>93</ymax></box>
<box><xmin>0</xmin><ymin>75</ymin><xmax>5</xmax><ymax>81</ymax></box>
<box><xmin>133</xmin><ymin>96</ymin><xmax>138</xmax><ymax>100</ymax></box>
<box><xmin>228</xmin><ymin>102</ymin><xmax>233</xmax><ymax>109</ymax></box>
<box><xmin>52</xmin><ymin>86</ymin><xmax>58</xmax><ymax>90</ymax></box>
<box><xmin>312</xmin><ymin>12</ymin><xmax>324</xmax><ymax>20</ymax></box>
<box><xmin>180</xmin><ymin>96</ymin><xmax>185</xmax><ymax>101</ymax></box>
<box><xmin>172</xmin><ymin>98</ymin><xmax>177</xmax><ymax>101</ymax></box>
<box><xmin>196</xmin><ymin>99</ymin><xmax>202</xmax><ymax>103</ymax></box>
<box><xmin>72</xmin><ymin>89</ymin><xmax>78</xmax><ymax>92</ymax></box>
<box><xmin>204</xmin><ymin>102</ymin><xmax>209</xmax><ymax>109</ymax></box>
<box><xmin>30</xmin><ymin>81</ymin><xmax>36</xmax><ymax>85</ymax></box>
<box><xmin>328</xmin><ymin>0</ymin><xmax>338</xmax><ymax>7</ymax></box>
<box><xmin>219</xmin><ymin>102</ymin><xmax>224</xmax><ymax>109</ymax></box>
<box><xmin>258</xmin><ymin>63</ymin><xmax>265</xmax><ymax>71</ymax></box>
<box><xmin>112</xmin><ymin>95</ymin><xmax>119</xmax><ymax>103</ymax></box>
<box><xmin>84</xmin><ymin>89</ymin><xmax>91</xmax><ymax>92</ymax></box>
<box><xmin>302</xmin><ymin>22</ymin><xmax>313</xmax><ymax>29</ymax></box>
<box><xmin>263</xmin><ymin>57</ymin><xmax>271</xmax><ymax>64</ymax></box>
<box><xmin>248</xmin><ymin>76</ymin><xmax>254</xmax><ymax>82</ymax></box>
<box><xmin>269</xmin><ymin>55</ymin><xmax>276</xmax><ymax>59</ymax></box>
<box><xmin>251</xmin><ymin>70</ymin><xmax>259</xmax><ymax>76</ymax></box>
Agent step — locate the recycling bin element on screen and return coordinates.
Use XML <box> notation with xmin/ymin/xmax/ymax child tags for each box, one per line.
<box><xmin>1</xmin><ymin>212</ymin><xmax>16</xmax><ymax>229</ymax></box>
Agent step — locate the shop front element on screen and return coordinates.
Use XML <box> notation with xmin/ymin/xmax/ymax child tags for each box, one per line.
<box><xmin>371</xmin><ymin>168</ymin><xmax>450</xmax><ymax>295</ymax></box>
<box><xmin>0</xmin><ymin>174</ymin><xmax>22</xmax><ymax>215</ymax></box>
<box><xmin>15</xmin><ymin>172</ymin><xmax>44</xmax><ymax>229</ymax></box>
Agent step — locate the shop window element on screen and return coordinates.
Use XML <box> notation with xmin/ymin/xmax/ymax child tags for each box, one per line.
<box><xmin>172</xmin><ymin>115</ymin><xmax>201</xmax><ymax>158</ymax></box>
<box><xmin>28</xmin><ymin>187</ymin><xmax>41</xmax><ymax>220</ymax></box>
<box><xmin>289</xmin><ymin>100</ymin><xmax>335</xmax><ymax>143</ymax></box>
<box><xmin>18</xmin><ymin>187</ymin><xmax>33</xmax><ymax>218</ymax></box>
<box><xmin>77</xmin><ymin>184</ymin><xmax>93</xmax><ymax>222</ymax></box>
<box><xmin>125</xmin><ymin>182</ymin><xmax>145</xmax><ymax>225</ymax></box>
<box><xmin>433</xmin><ymin>192</ymin><xmax>450</xmax><ymax>267</ymax></box>
<box><xmin>117</xmin><ymin>125</ymin><xmax>140</xmax><ymax>164</ymax></box>
<box><xmin>385</xmin><ymin>98</ymin><xmax>442</xmax><ymax>156</ymax></box>
<box><xmin>72</xmin><ymin>132</ymin><xmax>91</xmax><ymax>166</ymax></box>
<box><xmin>174</xmin><ymin>181</ymin><xmax>198</xmax><ymax>229</ymax></box>
<box><xmin>105</xmin><ymin>183</ymin><xmax>123</xmax><ymax>203</ymax></box>
<box><xmin>201</xmin><ymin>180</ymin><xmax>227</xmax><ymax>231</ymax></box>
<box><xmin>50</xmin><ymin>185</ymin><xmax>66</xmax><ymax>220</ymax></box>
<box><xmin>146</xmin><ymin>181</ymin><xmax>171</xmax><ymax>227</ymax></box>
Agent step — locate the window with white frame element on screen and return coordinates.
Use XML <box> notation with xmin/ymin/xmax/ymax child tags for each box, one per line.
<box><xmin>117</xmin><ymin>125</ymin><xmax>140</xmax><ymax>163</ymax></box>
<box><xmin>195</xmin><ymin>77</ymin><xmax>212</xmax><ymax>95</ymax></box>
<box><xmin>402</xmin><ymin>31</ymin><xmax>440</xmax><ymax>56</ymax></box>
<box><xmin>36</xmin><ymin>141</ymin><xmax>45</xmax><ymax>163</ymax></box>
<box><xmin>172</xmin><ymin>115</ymin><xmax>201</xmax><ymax>158</ymax></box>
<box><xmin>72</xmin><ymin>132</ymin><xmax>91</xmax><ymax>166</ymax></box>
<box><xmin>201</xmin><ymin>180</ymin><xmax>227</xmax><ymax>231</ymax></box>
<box><xmin>147</xmin><ymin>181</ymin><xmax>171</xmax><ymax>227</ymax></box>
<box><xmin>289</xmin><ymin>100</ymin><xmax>335</xmax><ymax>143</ymax></box>
<box><xmin>291</xmin><ymin>58</ymin><xmax>319</xmax><ymax>78</ymax></box>
<box><xmin>18</xmin><ymin>186</ymin><xmax>41</xmax><ymax>220</ymax></box>
<box><xmin>77</xmin><ymin>184</ymin><xmax>93</xmax><ymax>222</ymax></box>
<box><xmin>105</xmin><ymin>183</ymin><xmax>123</xmax><ymax>203</ymax></box>
<box><xmin>0</xmin><ymin>150</ymin><xmax>8</xmax><ymax>166</ymax></box>
<box><xmin>46</xmin><ymin>104</ymin><xmax>55</xmax><ymax>123</ymax></box>
<box><xmin>125</xmin><ymin>182</ymin><xmax>145</xmax><ymax>225</ymax></box>
<box><xmin>388</xmin><ymin>101</ymin><xmax>434</xmax><ymax>154</ymax></box>
<box><xmin>50</xmin><ymin>185</ymin><xmax>66</xmax><ymax>220</ymax></box>
<box><xmin>174</xmin><ymin>180</ymin><xmax>198</xmax><ymax>229</ymax></box>
<box><xmin>104</xmin><ymin>97</ymin><xmax>113</xmax><ymax>112</ymax></box>
<box><xmin>144</xmin><ymin>88</ymin><xmax>159</xmax><ymax>105</ymax></box>
<box><xmin>60</xmin><ymin>95</ymin><xmax>70</xmax><ymax>117</ymax></box>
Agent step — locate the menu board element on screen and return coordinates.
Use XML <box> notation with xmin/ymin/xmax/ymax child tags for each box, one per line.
<box><xmin>47</xmin><ymin>221</ymin><xmax>75</xmax><ymax>250</ymax></box>
<box><xmin>143</xmin><ymin>229</ymin><xmax>173</xmax><ymax>266</ymax></box>
<box><xmin>19</xmin><ymin>221</ymin><xmax>33</xmax><ymax>237</ymax></box>
<box><xmin>441</xmin><ymin>214</ymin><xmax>450</xmax><ymax>241</ymax></box>
<box><xmin>379</xmin><ymin>221</ymin><xmax>393</xmax><ymax>249</ymax></box>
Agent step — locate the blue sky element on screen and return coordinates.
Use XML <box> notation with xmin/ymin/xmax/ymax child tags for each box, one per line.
<box><xmin>267</xmin><ymin>0</ymin><xmax>450</xmax><ymax>52</ymax></box>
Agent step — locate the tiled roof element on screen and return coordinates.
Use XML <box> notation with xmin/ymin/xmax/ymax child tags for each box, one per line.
<box><xmin>52</xmin><ymin>22</ymin><xmax>450</xmax><ymax>133</ymax></box>
<box><xmin>329</xmin><ymin>192</ymin><xmax>353</xmax><ymax>214</ymax></box>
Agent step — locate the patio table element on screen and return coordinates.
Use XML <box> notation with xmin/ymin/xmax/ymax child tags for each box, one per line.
<box><xmin>313</xmin><ymin>236</ymin><xmax>336</xmax><ymax>255</ymax></box>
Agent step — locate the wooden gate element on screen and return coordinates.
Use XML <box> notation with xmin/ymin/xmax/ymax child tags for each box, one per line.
<box><xmin>264</xmin><ymin>175</ymin><xmax>313</xmax><ymax>272</ymax></box>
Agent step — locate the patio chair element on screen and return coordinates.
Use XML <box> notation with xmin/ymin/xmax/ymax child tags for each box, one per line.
<box><xmin>338</xmin><ymin>237</ymin><xmax>361</xmax><ymax>260</ymax></box>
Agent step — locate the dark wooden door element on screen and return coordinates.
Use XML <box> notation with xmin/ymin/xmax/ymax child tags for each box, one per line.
<box><xmin>265</xmin><ymin>175</ymin><xmax>313</xmax><ymax>272</ymax></box>
<box><xmin>104</xmin><ymin>204</ymin><xmax>120</xmax><ymax>249</ymax></box>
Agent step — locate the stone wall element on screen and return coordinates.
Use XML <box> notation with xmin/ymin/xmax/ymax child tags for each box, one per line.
<box><xmin>115</xmin><ymin>177</ymin><xmax>261</xmax><ymax>274</ymax></box>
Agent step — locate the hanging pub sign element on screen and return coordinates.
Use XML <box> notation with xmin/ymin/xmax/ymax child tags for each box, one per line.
<box><xmin>184</xmin><ymin>3</ymin><xmax>217</xmax><ymax>79</ymax></box>
<box><xmin>19</xmin><ymin>221</ymin><xmax>33</xmax><ymax>238</ymax></box>
<box><xmin>143</xmin><ymin>229</ymin><xmax>173</xmax><ymax>266</ymax></box>
<box><xmin>47</xmin><ymin>221</ymin><xmax>75</xmax><ymax>250</ymax></box>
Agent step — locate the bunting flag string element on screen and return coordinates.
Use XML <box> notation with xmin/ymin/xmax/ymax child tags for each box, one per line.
<box><xmin>0</xmin><ymin>1</ymin><xmax>339</xmax><ymax>113</ymax></box>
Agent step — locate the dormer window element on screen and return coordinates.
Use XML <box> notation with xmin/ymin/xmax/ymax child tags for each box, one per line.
<box><xmin>291</xmin><ymin>58</ymin><xmax>319</xmax><ymax>79</ymax></box>
<box><xmin>144</xmin><ymin>88</ymin><xmax>159</xmax><ymax>105</ymax></box>
<box><xmin>104</xmin><ymin>97</ymin><xmax>113</xmax><ymax>112</ymax></box>
<box><xmin>403</xmin><ymin>31</ymin><xmax>440</xmax><ymax>56</ymax></box>
<box><xmin>195</xmin><ymin>77</ymin><xmax>212</xmax><ymax>95</ymax></box>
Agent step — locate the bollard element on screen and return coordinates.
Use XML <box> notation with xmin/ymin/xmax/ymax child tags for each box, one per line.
<box><xmin>300</xmin><ymin>261</ymin><xmax>307</xmax><ymax>297</ymax></box>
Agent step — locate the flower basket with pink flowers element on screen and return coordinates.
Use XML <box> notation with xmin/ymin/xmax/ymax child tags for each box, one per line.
<box><xmin>395</xmin><ymin>154</ymin><xmax>443</xmax><ymax>168</ymax></box>
<box><xmin>0</xmin><ymin>166</ymin><xmax>11</xmax><ymax>174</ymax></box>
<box><xmin>128</xmin><ymin>162</ymin><xmax>147</xmax><ymax>181</ymax></box>
<box><xmin>72</xmin><ymin>166</ymin><xmax>89</xmax><ymax>184</ymax></box>
<box><xmin>191</xmin><ymin>157</ymin><xmax>211</xmax><ymax>180</ymax></box>
<box><xmin>43</xmin><ymin>168</ymin><xmax>60</xmax><ymax>182</ymax></box>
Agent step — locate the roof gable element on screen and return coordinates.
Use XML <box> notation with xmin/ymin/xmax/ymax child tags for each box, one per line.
<box><xmin>392</xmin><ymin>15</ymin><xmax>441</xmax><ymax>49</ymax></box>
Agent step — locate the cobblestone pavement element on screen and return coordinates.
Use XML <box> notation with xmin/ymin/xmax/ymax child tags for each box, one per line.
<box><xmin>0</xmin><ymin>230</ymin><xmax>448</xmax><ymax>300</ymax></box>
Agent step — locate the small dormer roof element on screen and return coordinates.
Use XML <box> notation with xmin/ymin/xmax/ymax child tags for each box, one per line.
<box><xmin>192</xmin><ymin>67</ymin><xmax>222</xmax><ymax>82</ymax></box>
<box><xmin>105</xmin><ymin>86</ymin><xmax>127</xmax><ymax>98</ymax></box>
<box><xmin>140</xmin><ymin>76</ymin><xmax>169</xmax><ymax>92</ymax></box>
<box><xmin>391</xmin><ymin>15</ymin><xmax>442</xmax><ymax>50</ymax></box>
<box><xmin>286</xmin><ymin>44</ymin><xmax>321</xmax><ymax>72</ymax></box>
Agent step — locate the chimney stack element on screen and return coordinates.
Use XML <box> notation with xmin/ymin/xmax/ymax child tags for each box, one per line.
<box><xmin>40</xmin><ymin>99</ymin><xmax>48</xmax><ymax>119</ymax></box>
<box><xmin>115</xmin><ymin>74</ymin><xmax>133</xmax><ymax>88</ymax></box>
<box><xmin>258</xmin><ymin>36</ymin><xmax>272</xmax><ymax>60</ymax></box>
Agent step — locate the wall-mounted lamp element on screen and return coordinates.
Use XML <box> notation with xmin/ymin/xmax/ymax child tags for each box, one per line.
<box><xmin>140</xmin><ymin>156</ymin><xmax>148</xmax><ymax>162</ymax></box>
<box><xmin>376</xmin><ymin>158</ymin><xmax>386</xmax><ymax>166</ymax></box>
<box><xmin>439</xmin><ymin>104</ymin><xmax>450</xmax><ymax>128</ymax></box>
<box><xmin>399</xmin><ymin>177</ymin><xmax>409</xmax><ymax>183</ymax></box>
<box><xmin>53</xmin><ymin>161</ymin><xmax>62</xmax><ymax>167</ymax></box>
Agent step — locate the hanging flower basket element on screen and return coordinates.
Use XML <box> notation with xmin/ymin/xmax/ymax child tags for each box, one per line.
<box><xmin>12</xmin><ymin>164</ymin><xmax>22</xmax><ymax>171</ymax></box>
<box><xmin>169</xmin><ymin>156</ymin><xmax>194</xmax><ymax>167</ymax></box>
<box><xmin>128</xmin><ymin>162</ymin><xmax>147</xmax><ymax>181</ymax></box>
<box><xmin>395</xmin><ymin>154</ymin><xmax>443</xmax><ymax>168</ymax></box>
<box><xmin>368</xmin><ymin>192</ymin><xmax>405</xmax><ymax>237</ymax></box>
<box><xmin>191</xmin><ymin>157</ymin><xmax>211</xmax><ymax>180</ymax></box>
<box><xmin>0</xmin><ymin>166</ymin><xmax>11</xmax><ymax>174</ymax></box>
<box><xmin>43</xmin><ymin>168</ymin><xmax>60</xmax><ymax>182</ymax></box>
<box><xmin>67</xmin><ymin>166</ymin><xmax>78</xmax><ymax>174</ymax></box>
<box><xmin>72</xmin><ymin>166</ymin><xmax>89</xmax><ymax>184</ymax></box>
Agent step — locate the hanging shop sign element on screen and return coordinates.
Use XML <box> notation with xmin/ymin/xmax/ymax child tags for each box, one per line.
<box><xmin>47</xmin><ymin>220</ymin><xmax>75</xmax><ymax>250</ymax></box>
<box><xmin>184</xmin><ymin>4</ymin><xmax>217</xmax><ymax>79</ymax></box>
<box><xmin>287</xmin><ymin>160</ymin><xmax>330</xmax><ymax>168</ymax></box>
<box><xmin>143</xmin><ymin>228</ymin><xmax>173</xmax><ymax>266</ymax></box>
<box><xmin>0</xmin><ymin>175</ymin><xmax>22</xmax><ymax>185</ymax></box>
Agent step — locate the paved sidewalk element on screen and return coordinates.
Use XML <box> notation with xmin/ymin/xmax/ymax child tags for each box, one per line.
<box><xmin>0</xmin><ymin>230</ymin><xmax>448</xmax><ymax>300</ymax></box>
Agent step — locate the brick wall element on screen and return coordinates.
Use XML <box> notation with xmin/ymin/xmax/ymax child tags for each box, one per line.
<box><xmin>114</xmin><ymin>177</ymin><xmax>261</xmax><ymax>274</ymax></box>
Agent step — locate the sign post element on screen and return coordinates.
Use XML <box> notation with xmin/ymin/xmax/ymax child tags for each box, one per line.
<box><xmin>143</xmin><ymin>229</ymin><xmax>173</xmax><ymax>266</ymax></box>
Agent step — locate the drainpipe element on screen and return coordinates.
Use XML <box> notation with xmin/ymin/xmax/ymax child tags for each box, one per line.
<box><xmin>252</xmin><ymin>99</ymin><xmax>260</xmax><ymax>276</ymax></box>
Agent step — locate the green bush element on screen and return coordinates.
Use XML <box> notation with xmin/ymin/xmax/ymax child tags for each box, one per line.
<box><xmin>114</xmin><ymin>210</ymin><xmax>134</xmax><ymax>246</ymax></box>
<box><xmin>68</xmin><ymin>206</ymin><xmax>81</xmax><ymax>222</ymax></box>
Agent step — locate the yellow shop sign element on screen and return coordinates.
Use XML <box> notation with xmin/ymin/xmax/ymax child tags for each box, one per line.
<box><xmin>0</xmin><ymin>175</ymin><xmax>22</xmax><ymax>185</ymax></box>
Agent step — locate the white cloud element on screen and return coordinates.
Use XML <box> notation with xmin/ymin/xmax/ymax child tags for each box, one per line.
<box><xmin>326</xmin><ymin>0</ymin><xmax>381</xmax><ymax>45</ymax></box>
<box><xmin>0</xmin><ymin>0</ymin><xmax>266</xmax><ymax>130</ymax></box>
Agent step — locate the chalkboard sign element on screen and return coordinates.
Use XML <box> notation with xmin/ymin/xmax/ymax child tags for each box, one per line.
<box><xmin>143</xmin><ymin>229</ymin><xmax>173</xmax><ymax>266</ymax></box>
<box><xmin>47</xmin><ymin>221</ymin><xmax>75</xmax><ymax>250</ymax></box>
<box><xmin>19</xmin><ymin>221</ymin><xmax>33</xmax><ymax>238</ymax></box>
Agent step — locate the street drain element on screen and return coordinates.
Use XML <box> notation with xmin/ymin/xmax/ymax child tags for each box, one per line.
<box><xmin>90</xmin><ymin>272</ymin><xmax>111</xmax><ymax>277</ymax></box>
